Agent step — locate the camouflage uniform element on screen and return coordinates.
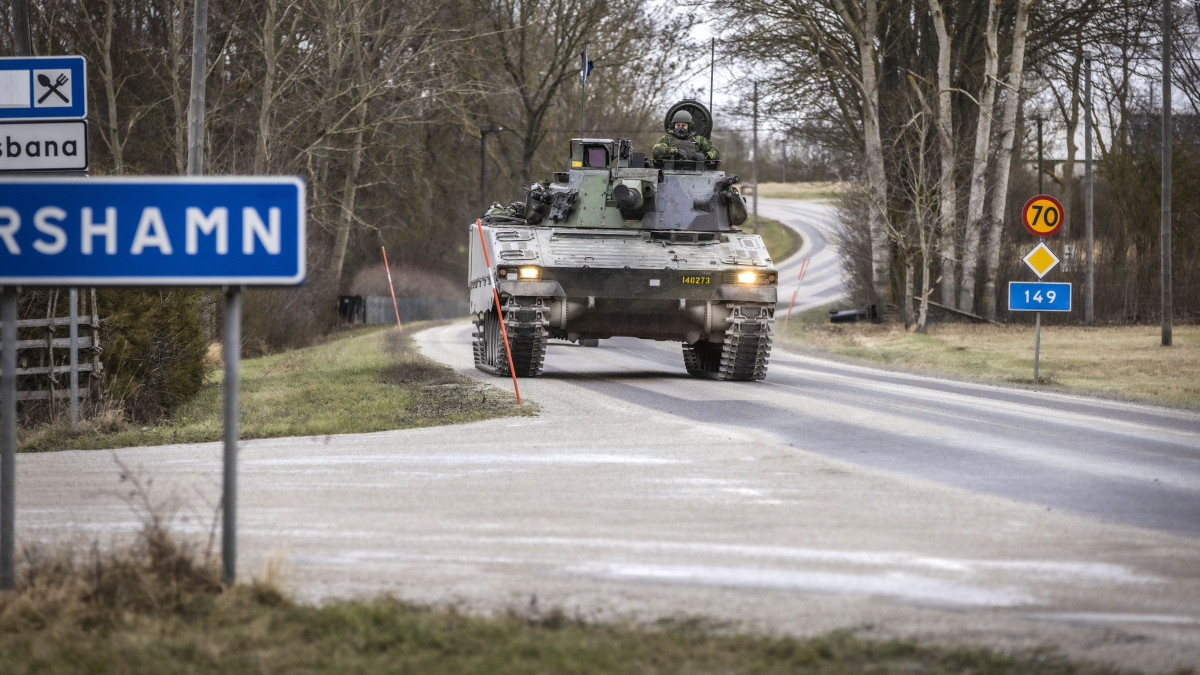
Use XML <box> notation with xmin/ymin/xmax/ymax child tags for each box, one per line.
<box><xmin>652</xmin><ymin>132</ymin><xmax>720</xmax><ymax>161</ymax></box>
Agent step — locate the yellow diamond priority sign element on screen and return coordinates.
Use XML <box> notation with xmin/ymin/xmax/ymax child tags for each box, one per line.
<box><xmin>1023</xmin><ymin>241</ymin><xmax>1060</xmax><ymax>279</ymax></box>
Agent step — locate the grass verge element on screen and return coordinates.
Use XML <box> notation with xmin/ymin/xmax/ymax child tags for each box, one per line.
<box><xmin>19</xmin><ymin>324</ymin><xmax>532</xmax><ymax>452</ymax></box>
<box><xmin>0</xmin><ymin>514</ymin><xmax>1129</xmax><ymax>674</ymax></box>
<box><xmin>781</xmin><ymin>311</ymin><xmax>1200</xmax><ymax>409</ymax></box>
<box><xmin>752</xmin><ymin>216</ymin><xmax>802</xmax><ymax>263</ymax></box>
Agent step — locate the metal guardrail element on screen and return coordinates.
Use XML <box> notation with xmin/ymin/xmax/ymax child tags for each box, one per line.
<box><xmin>339</xmin><ymin>295</ymin><xmax>470</xmax><ymax>325</ymax></box>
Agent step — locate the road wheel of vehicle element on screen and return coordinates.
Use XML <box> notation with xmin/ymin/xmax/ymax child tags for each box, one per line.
<box><xmin>473</xmin><ymin>309</ymin><xmax>510</xmax><ymax>375</ymax></box>
<box><xmin>683</xmin><ymin>339</ymin><xmax>723</xmax><ymax>378</ymax></box>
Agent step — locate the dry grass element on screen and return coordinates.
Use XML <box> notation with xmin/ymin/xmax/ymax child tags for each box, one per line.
<box><xmin>2</xmin><ymin>461</ymin><xmax>228</xmax><ymax>634</ymax></box>
<box><xmin>753</xmin><ymin>217</ymin><xmax>803</xmax><ymax>263</ymax></box>
<box><xmin>787</xmin><ymin>320</ymin><xmax>1200</xmax><ymax>409</ymax></box>
<box><xmin>18</xmin><ymin>325</ymin><xmax>532</xmax><ymax>452</ymax></box>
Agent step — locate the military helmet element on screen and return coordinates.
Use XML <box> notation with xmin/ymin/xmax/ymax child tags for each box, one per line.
<box><xmin>671</xmin><ymin>110</ymin><xmax>693</xmax><ymax>127</ymax></box>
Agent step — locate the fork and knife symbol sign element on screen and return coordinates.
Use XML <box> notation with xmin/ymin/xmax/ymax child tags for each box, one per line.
<box><xmin>36</xmin><ymin>73</ymin><xmax>70</xmax><ymax>104</ymax></box>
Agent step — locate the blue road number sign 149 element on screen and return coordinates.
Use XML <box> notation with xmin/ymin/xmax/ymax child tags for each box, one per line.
<box><xmin>1008</xmin><ymin>282</ymin><xmax>1072</xmax><ymax>312</ymax></box>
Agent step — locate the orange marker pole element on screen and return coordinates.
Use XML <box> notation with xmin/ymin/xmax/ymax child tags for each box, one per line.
<box><xmin>381</xmin><ymin>246</ymin><xmax>403</xmax><ymax>331</ymax></box>
<box><xmin>476</xmin><ymin>220</ymin><xmax>521</xmax><ymax>403</ymax></box>
<box><xmin>781</xmin><ymin>257</ymin><xmax>810</xmax><ymax>337</ymax></box>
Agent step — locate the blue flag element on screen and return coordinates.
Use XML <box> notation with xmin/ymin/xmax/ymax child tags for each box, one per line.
<box><xmin>580</xmin><ymin>52</ymin><xmax>594</xmax><ymax>84</ymax></box>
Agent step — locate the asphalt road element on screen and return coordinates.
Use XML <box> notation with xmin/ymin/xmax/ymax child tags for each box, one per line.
<box><xmin>535</xmin><ymin>335</ymin><xmax>1200</xmax><ymax>539</ymax></box>
<box><xmin>12</xmin><ymin>200</ymin><xmax>1200</xmax><ymax>672</ymax></box>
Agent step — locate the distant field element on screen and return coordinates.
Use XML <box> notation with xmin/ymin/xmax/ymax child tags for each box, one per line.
<box><xmin>782</xmin><ymin>316</ymin><xmax>1200</xmax><ymax>409</ymax></box>
<box><xmin>752</xmin><ymin>181</ymin><xmax>850</xmax><ymax>200</ymax></box>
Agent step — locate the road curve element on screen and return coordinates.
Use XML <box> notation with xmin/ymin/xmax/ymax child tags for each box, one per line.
<box><xmin>757</xmin><ymin>197</ymin><xmax>847</xmax><ymax>314</ymax></box>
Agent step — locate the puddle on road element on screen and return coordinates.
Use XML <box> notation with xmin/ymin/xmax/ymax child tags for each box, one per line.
<box><xmin>1023</xmin><ymin>612</ymin><xmax>1200</xmax><ymax>626</ymax></box>
<box><xmin>568</xmin><ymin>561</ymin><xmax>1034</xmax><ymax>608</ymax></box>
<box><xmin>243</xmin><ymin>452</ymin><xmax>688</xmax><ymax>468</ymax></box>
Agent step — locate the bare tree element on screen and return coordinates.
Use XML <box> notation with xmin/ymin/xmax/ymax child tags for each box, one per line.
<box><xmin>711</xmin><ymin>0</ymin><xmax>894</xmax><ymax>311</ymax></box>
<box><xmin>831</xmin><ymin>0</ymin><xmax>891</xmax><ymax>312</ymax></box>
<box><xmin>958</xmin><ymin>0</ymin><xmax>1001</xmax><ymax>314</ymax></box>
<box><xmin>893</xmin><ymin>76</ymin><xmax>938</xmax><ymax>330</ymax></box>
<box><xmin>928</xmin><ymin>0</ymin><xmax>958</xmax><ymax>309</ymax></box>
<box><xmin>471</xmin><ymin>0</ymin><xmax>690</xmax><ymax>182</ymax></box>
<box><xmin>251</xmin><ymin>0</ymin><xmax>310</xmax><ymax>174</ymax></box>
<box><xmin>80</xmin><ymin>0</ymin><xmax>139</xmax><ymax>174</ymax></box>
<box><xmin>981</xmin><ymin>0</ymin><xmax>1036</xmax><ymax>321</ymax></box>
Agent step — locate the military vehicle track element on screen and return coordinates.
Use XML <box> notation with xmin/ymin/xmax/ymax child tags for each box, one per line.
<box><xmin>472</xmin><ymin>297</ymin><xmax>549</xmax><ymax>377</ymax></box>
<box><xmin>682</xmin><ymin>302</ymin><xmax>774</xmax><ymax>381</ymax></box>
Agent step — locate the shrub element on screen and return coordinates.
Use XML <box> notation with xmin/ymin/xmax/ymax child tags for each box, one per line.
<box><xmin>98</xmin><ymin>289</ymin><xmax>209</xmax><ymax>422</ymax></box>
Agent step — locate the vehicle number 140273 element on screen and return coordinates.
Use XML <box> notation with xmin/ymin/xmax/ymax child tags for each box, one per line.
<box><xmin>681</xmin><ymin>276</ymin><xmax>711</xmax><ymax>285</ymax></box>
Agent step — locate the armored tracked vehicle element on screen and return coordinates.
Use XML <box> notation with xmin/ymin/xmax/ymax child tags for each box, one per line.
<box><xmin>468</xmin><ymin>100</ymin><xmax>777</xmax><ymax>380</ymax></box>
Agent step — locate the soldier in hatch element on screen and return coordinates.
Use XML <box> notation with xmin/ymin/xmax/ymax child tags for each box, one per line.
<box><xmin>652</xmin><ymin>110</ymin><xmax>720</xmax><ymax>162</ymax></box>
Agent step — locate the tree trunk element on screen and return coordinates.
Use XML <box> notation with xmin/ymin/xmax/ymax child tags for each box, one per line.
<box><xmin>864</xmin><ymin>70</ymin><xmax>891</xmax><ymax>314</ymax></box>
<box><xmin>328</xmin><ymin>5</ymin><xmax>368</xmax><ymax>290</ymax></box>
<box><xmin>833</xmin><ymin>0</ymin><xmax>891</xmax><ymax>313</ymax></box>
<box><xmin>329</xmin><ymin>120</ymin><xmax>366</xmax><ymax>291</ymax></box>
<box><xmin>166</xmin><ymin>0</ymin><xmax>189</xmax><ymax>174</ymax></box>
<box><xmin>309</xmin><ymin>0</ymin><xmax>346</xmax><ymax>232</ymax></box>
<box><xmin>959</xmin><ymin>0</ymin><xmax>999</xmax><ymax>313</ymax></box>
<box><xmin>917</xmin><ymin>247</ymin><xmax>931</xmax><ymax>332</ymax></box>
<box><xmin>98</xmin><ymin>0</ymin><xmax>125</xmax><ymax>175</ymax></box>
<box><xmin>928</xmin><ymin>0</ymin><xmax>958</xmax><ymax>310</ymax></box>
<box><xmin>981</xmin><ymin>0</ymin><xmax>1034</xmax><ymax>322</ymax></box>
<box><xmin>253</xmin><ymin>0</ymin><xmax>278</xmax><ymax>174</ymax></box>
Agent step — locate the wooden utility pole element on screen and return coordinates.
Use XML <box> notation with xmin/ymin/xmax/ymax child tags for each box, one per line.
<box><xmin>1085</xmin><ymin>54</ymin><xmax>1095</xmax><ymax>325</ymax></box>
<box><xmin>1161</xmin><ymin>0</ymin><xmax>1173</xmax><ymax>347</ymax></box>
<box><xmin>2</xmin><ymin>0</ymin><xmax>34</xmax><ymax>592</ymax></box>
<box><xmin>187</xmin><ymin>0</ymin><xmax>208</xmax><ymax>176</ymax></box>
<box><xmin>752</xmin><ymin>81</ymin><xmax>759</xmax><ymax>234</ymax></box>
<box><xmin>709</xmin><ymin>38</ymin><xmax>715</xmax><ymax>115</ymax></box>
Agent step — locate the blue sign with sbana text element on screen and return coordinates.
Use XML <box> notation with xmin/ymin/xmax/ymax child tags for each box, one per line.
<box><xmin>0</xmin><ymin>176</ymin><xmax>306</xmax><ymax>286</ymax></box>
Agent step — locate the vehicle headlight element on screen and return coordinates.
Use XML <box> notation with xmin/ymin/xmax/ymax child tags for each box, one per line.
<box><xmin>736</xmin><ymin>271</ymin><xmax>757</xmax><ymax>284</ymax></box>
<box><xmin>519</xmin><ymin>266</ymin><xmax>540</xmax><ymax>279</ymax></box>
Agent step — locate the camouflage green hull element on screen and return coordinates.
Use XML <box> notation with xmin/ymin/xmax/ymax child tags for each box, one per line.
<box><xmin>468</xmin><ymin>120</ymin><xmax>777</xmax><ymax>380</ymax></box>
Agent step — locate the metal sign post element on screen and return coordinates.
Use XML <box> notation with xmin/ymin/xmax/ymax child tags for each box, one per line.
<box><xmin>1</xmin><ymin>286</ymin><xmax>16</xmax><ymax>589</ymax></box>
<box><xmin>0</xmin><ymin>176</ymin><xmax>305</xmax><ymax>586</ymax></box>
<box><xmin>69</xmin><ymin>287</ymin><xmax>78</xmax><ymax>428</ymax></box>
<box><xmin>1015</xmin><ymin>199</ymin><xmax>1067</xmax><ymax>382</ymax></box>
<box><xmin>222</xmin><ymin>286</ymin><xmax>241</xmax><ymax>583</ymax></box>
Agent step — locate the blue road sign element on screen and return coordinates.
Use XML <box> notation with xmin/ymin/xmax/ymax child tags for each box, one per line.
<box><xmin>0</xmin><ymin>177</ymin><xmax>305</xmax><ymax>286</ymax></box>
<box><xmin>1008</xmin><ymin>282</ymin><xmax>1071</xmax><ymax>312</ymax></box>
<box><xmin>0</xmin><ymin>56</ymin><xmax>87</xmax><ymax>120</ymax></box>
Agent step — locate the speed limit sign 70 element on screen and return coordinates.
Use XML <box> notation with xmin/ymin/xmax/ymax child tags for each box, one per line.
<box><xmin>1022</xmin><ymin>195</ymin><xmax>1064</xmax><ymax>237</ymax></box>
